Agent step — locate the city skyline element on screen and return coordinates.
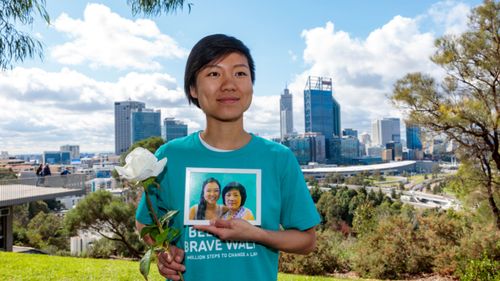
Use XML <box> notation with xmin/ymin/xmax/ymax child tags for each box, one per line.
<box><xmin>0</xmin><ymin>0</ymin><xmax>482</xmax><ymax>154</ymax></box>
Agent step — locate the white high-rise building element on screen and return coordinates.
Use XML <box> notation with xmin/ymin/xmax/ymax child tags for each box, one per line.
<box><xmin>372</xmin><ymin>118</ymin><xmax>400</xmax><ymax>147</ymax></box>
<box><xmin>60</xmin><ymin>145</ymin><xmax>80</xmax><ymax>160</ymax></box>
<box><xmin>280</xmin><ymin>87</ymin><xmax>294</xmax><ymax>140</ymax></box>
<box><xmin>114</xmin><ymin>100</ymin><xmax>145</xmax><ymax>155</ymax></box>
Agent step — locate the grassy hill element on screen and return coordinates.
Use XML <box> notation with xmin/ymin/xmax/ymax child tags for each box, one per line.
<box><xmin>0</xmin><ymin>252</ymin><xmax>354</xmax><ymax>281</ymax></box>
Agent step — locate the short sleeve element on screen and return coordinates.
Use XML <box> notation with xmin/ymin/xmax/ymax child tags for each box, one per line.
<box><xmin>279</xmin><ymin>149</ymin><xmax>321</xmax><ymax>230</ymax></box>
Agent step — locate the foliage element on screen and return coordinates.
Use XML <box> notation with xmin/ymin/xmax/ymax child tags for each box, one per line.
<box><xmin>84</xmin><ymin>238</ymin><xmax>116</xmax><ymax>259</ymax></box>
<box><xmin>459</xmin><ymin>255</ymin><xmax>500</xmax><ymax>281</ymax></box>
<box><xmin>26</xmin><ymin>211</ymin><xmax>68</xmax><ymax>252</ymax></box>
<box><xmin>0</xmin><ymin>0</ymin><xmax>50</xmax><ymax>70</ymax></box>
<box><xmin>310</xmin><ymin>185</ymin><xmax>324</xmax><ymax>203</ymax></box>
<box><xmin>127</xmin><ymin>0</ymin><xmax>192</xmax><ymax>17</ymax></box>
<box><xmin>0</xmin><ymin>252</ymin><xmax>346</xmax><ymax>281</ymax></box>
<box><xmin>279</xmin><ymin>230</ymin><xmax>353</xmax><ymax>275</ymax></box>
<box><xmin>390</xmin><ymin>0</ymin><xmax>500</xmax><ymax>228</ymax></box>
<box><xmin>0</xmin><ymin>167</ymin><xmax>16</xmax><ymax>179</ymax></box>
<box><xmin>64</xmin><ymin>190</ymin><xmax>144</xmax><ymax>259</ymax></box>
<box><xmin>316</xmin><ymin>186</ymin><xmax>395</xmax><ymax>231</ymax></box>
<box><xmin>352</xmin><ymin>209</ymin><xmax>470</xmax><ymax>279</ymax></box>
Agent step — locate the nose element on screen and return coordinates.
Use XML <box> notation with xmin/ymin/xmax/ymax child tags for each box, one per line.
<box><xmin>220</xmin><ymin>73</ymin><xmax>236</xmax><ymax>91</ymax></box>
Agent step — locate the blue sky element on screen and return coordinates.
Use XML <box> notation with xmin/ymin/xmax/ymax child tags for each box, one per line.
<box><xmin>0</xmin><ymin>0</ymin><xmax>482</xmax><ymax>154</ymax></box>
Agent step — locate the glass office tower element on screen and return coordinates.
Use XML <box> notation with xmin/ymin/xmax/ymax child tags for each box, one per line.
<box><xmin>304</xmin><ymin>76</ymin><xmax>340</xmax><ymax>160</ymax></box>
<box><xmin>131</xmin><ymin>108</ymin><xmax>161</xmax><ymax>144</ymax></box>
<box><xmin>163</xmin><ymin>117</ymin><xmax>188</xmax><ymax>142</ymax></box>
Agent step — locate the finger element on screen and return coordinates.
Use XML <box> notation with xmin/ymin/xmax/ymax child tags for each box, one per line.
<box><xmin>158</xmin><ymin>260</ymin><xmax>186</xmax><ymax>276</ymax></box>
<box><xmin>173</xmin><ymin>247</ymin><xmax>185</xmax><ymax>263</ymax></box>
<box><xmin>213</xmin><ymin>219</ymin><xmax>232</xmax><ymax>228</ymax></box>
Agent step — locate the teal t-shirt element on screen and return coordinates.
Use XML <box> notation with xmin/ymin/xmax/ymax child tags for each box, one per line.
<box><xmin>136</xmin><ymin>132</ymin><xmax>320</xmax><ymax>281</ymax></box>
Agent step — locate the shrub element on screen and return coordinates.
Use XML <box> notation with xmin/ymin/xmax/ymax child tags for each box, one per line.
<box><xmin>279</xmin><ymin>230</ymin><xmax>352</xmax><ymax>275</ymax></box>
<box><xmin>459</xmin><ymin>255</ymin><xmax>500</xmax><ymax>281</ymax></box>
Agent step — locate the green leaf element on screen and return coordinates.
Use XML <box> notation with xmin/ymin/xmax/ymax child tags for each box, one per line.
<box><xmin>160</xmin><ymin>210</ymin><xmax>179</xmax><ymax>227</ymax></box>
<box><xmin>140</xmin><ymin>248</ymin><xmax>153</xmax><ymax>280</ymax></box>
<box><xmin>154</xmin><ymin>229</ymin><xmax>172</xmax><ymax>246</ymax></box>
<box><xmin>140</xmin><ymin>225</ymin><xmax>158</xmax><ymax>239</ymax></box>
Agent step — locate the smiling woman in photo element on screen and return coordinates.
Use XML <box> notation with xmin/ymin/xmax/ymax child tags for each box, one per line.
<box><xmin>220</xmin><ymin>181</ymin><xmax>254</xmax><ymax>221</ymax></box>
<box><xmin>188</xmin><ymin>177</ymin><xmax>226</xmax><ymax>220</ymax></box>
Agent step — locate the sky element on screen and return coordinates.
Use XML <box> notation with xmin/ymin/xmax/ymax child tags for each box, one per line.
<box><xmin>0</xmin><ymin>0</ymin><xmax>483</xmax><ymax>154</ymax></box>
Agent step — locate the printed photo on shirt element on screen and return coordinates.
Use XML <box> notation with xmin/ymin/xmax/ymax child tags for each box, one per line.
<box><xmin>184</xmin><ymin>167</ymin><xmax>261</xmax><ymax>226</ymax></box>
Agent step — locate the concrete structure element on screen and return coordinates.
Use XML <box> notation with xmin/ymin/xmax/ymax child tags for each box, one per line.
<box><xmin>163</xmin><ymin>117</ymin><xmax>188</xmax><ymax>143</ymax></box>
<box><xmin>302</xmin><ymin>160</ymin><xmax>418</xmax><ymax>179</ymax></box>
<box><xmin>0</xmin><ymin>174</ymin><xmax>86</xmax><ymax>251</ymax></box>
<box><xmin>280</xmin><ymin>87</ymin><xmax>294</xmax><ymax>140</ymax></box>
<box><xmin>372</xmin><ymin>118</ymin><xmax>400</xmax><ymax>147</ymax></box>
<box><xmin>114</xmin><ymin>100</ymin><xmax>145</xmax><ymax>155</ymax></box>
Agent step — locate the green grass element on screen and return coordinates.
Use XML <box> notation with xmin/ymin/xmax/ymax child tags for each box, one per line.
<box><xmin>0</xmin><ymin>252</ymin><xmax>355</xmax><ymax>281</ymax></box>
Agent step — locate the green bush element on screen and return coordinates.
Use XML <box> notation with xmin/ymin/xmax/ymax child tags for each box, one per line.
<box><xmin>279</xmin><ymin>230</ymin><xmax>352</xmax><ymax>275</ymax></box>
<box><xmin>459</xmin><ymin>255</ymin><xmax>500</xmax><ymax>281</ymax></box>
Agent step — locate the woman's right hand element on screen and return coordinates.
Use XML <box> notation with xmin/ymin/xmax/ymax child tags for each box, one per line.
<box><xmin>157</xmin><ymin>245</ymin><xmax>186</xmax><ymax>280</ymax></box>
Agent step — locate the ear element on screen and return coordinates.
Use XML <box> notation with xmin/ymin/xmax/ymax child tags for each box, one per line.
<box><xmin>190</xmin><ymin>86</ymin><xmax>198</xmax><ymax>99</ymax></box>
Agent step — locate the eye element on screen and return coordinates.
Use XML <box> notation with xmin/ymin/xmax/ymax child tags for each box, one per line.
<box><xmin>207</xmin><ymin>71</ymin><xmax>220</xmax><ymax>77</ymax></box>
<box><xmin>235</xmin><ymin>71</ymin><xmax>248</xmax><ymax>77</ymax></box>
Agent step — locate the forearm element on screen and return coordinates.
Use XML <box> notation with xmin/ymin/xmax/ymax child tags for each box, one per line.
<box><xmin>254</xmin><ymin>227</ymin><xmax>316</xmax><ymax>255</ymax></box>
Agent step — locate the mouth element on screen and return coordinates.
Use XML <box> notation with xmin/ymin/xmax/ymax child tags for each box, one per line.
<box><xmin>216</xmin><ymin>96</ymin><xmax>240</xmax><ymax>104</ymax></box>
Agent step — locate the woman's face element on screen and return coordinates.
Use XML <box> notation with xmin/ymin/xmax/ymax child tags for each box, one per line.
<box><xmin>203</xmin><ymin>182</ymin><xmax>220</xmax><ymax>205</ymax></box>
<box><xmin>190</xmin><ymin>52</ymin><xmax>253</xmax><ymax>123</ymax></box>
<box><xmin>224</xmin><ymin>189</ymin><xmax>242</xmax><ymax>211</ymax></box>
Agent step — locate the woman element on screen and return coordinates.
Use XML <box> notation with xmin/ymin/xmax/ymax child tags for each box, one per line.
<box><xmin>221</xmin><ymin>182</ymin><xmax>254</xmax><ymax>220</ymax></box>
<box><xmin>135</xmin><ymin>34</ymin><xmax>320</xmax><ymax>281</ymax></box>
<box><xmin>188</xmin><ymin>177</ymin><xmax>225</xmax><ymax>220</ymax></box>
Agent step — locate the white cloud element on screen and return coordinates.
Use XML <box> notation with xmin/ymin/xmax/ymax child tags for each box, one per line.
<box><xmin>50</xmin><ymin>3</ymin><xmax>187</xmax><ymax>70</ymax></box>
<box><xmin>427</xmin><ymin>0</ymin><xmax>472</xmax><ymax>35</ymax></box>
<box><xmin>0</xmin><ymin>67</ymin><xmax>195</xmax><ymax>154</ymax></box>
<box><xmin>290</xmin><ymin>8</ymin><xmax>454</xmax><ymax>135</ymax></box>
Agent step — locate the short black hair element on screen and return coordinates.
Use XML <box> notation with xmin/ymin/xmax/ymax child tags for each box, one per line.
<box><xmin>222</xmin><ymin>181</ymin><xmax>247</xmax><ymax>207</ymax></box>
<box><xmin>183</xmin><ymin>34</ymin><xmax>255</xmax><ymax>108</ymax></box>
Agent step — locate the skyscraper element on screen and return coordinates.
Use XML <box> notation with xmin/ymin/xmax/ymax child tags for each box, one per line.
<box><xmin>60</xmin><ymin>145</ymin><xmax>80</xmax><ymax>160</ymax></box>
<box><xmin>280</xmin><ymin>87</ymin><xmax>293</xmax><ymax>140</ymax></box>
<box><xmin>372</xmin><ymin>117</ymin><xmax>400</xmax><ymax>147</ymax></box>
<box><xmin>131</xmin><ymin>108</ymin><xmax>161</xmax><ymax>144</ymax></box>
<box><xmin>342</xmin><ymin>128</ymin><xmax>358</xmax><ymax>138</ymax></box>
<box><xmin>163</xmin><ymin>117</ymin><xmax>188</xmax><ymax>142</ymax></box>
<box><xmin>304</xmin><ymin>76</ymin><xmax>341</xmax><ymax>160</ymax></box>
<box><xmin>406</xmin><ymin>123</ymin><xmax>422</xmax><ymax>150</ymax></box>
<box><xmin>114</xmin><ymin>100</ymin><xmax>145</xmax><ymax>155</ymax></box>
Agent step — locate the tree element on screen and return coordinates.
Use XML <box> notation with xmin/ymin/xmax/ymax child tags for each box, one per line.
<box><xmin>65</xmin><ymin>190</ymin><xmax>144</xmax><ymax>259</ymax></box>
<box><xmin>127</xmin><ymin>0</ymin><xmax>192</xmax><ymax>16</ymax></box>
<box><xmin>26</xmin><ymin>211</ymin><xmax>68</xmax><ymax>252</ymax></box>
<box><xmin>0</xmin><ymin>168</ymin><xmax>16</xmax><ymax>179</ymax></box>
<box><xmin>0</xmin><ymin>0</ymin><xmax>50</xmax><ymax>69</ymax></box>
<box><xmin>390</xmin><ymin>0</ymin><xmax>500</xmax><ymax>229</ymax></box>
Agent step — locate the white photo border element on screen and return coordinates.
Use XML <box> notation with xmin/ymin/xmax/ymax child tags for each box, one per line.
<box><xmin>184</xmin><ymin>167</ymin><xmax>262</xmax><ymax>226</ymax></box>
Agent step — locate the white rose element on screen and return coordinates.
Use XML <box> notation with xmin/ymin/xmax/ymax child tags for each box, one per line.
<box><xmin>115</xmin><ymin>147</ymin><xmax>167</xmax><ymax>182</ymax></box>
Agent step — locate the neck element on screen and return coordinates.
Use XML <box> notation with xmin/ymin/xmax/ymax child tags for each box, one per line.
<box><xmin>202</xmin><ymin>118</ymin><xmax>251</xmax><ymax>150</ymax></box>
